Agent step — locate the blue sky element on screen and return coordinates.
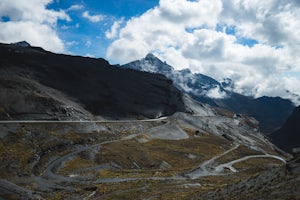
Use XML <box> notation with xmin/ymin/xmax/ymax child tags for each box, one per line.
<box><xmin>47</xmin><ymin>0</ymin><xmax>159</xmax><ymax>58</ymax></box>
<box><xmin>0</xmin><ymin>0</ymin><xmax>300</xmax><ymax>104</ymax></box>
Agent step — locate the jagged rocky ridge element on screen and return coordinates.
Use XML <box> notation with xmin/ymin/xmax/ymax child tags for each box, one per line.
<box><xmin>0</xmin><ymin>43</ymin><xmax>185</xmax><ymax>120</ymax></box>
<box><xmin>122</xmin><ymin>53</ymin><xmax>295</xmax><ymax>134</ymax></box>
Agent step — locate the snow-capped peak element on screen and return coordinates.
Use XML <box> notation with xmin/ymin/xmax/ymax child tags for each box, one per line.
<box><xmin>145</xmin><ymin>53</ymin><xmax>158</xmax><ymax>61</ymax></box>
<box><xmin>122</xmin><ymin>54</ymin><xmax>226</xmax><ymax>99</ymax></box>
<box><xmin>142</xmin><ymin>53</ymin><xmax>173</xmax><ymax>73</ymax></box>
<box><xmin>13</xmin><ymin>41</ymin><xmax>31</xmax><ymax>47</ymax></box>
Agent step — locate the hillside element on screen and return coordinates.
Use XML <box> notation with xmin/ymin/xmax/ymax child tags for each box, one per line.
<box><xmin>0</xmin><ymin>42</ymin><xmax>184</xmax><ymax>120</ymax></box>
<box><xmin>1</xmin><ymin>95</ymin><xmax>297</xmax><ymax>199</ymax></box>
<box><xmin>271</xmin><ymin>106</ymin><xmax>300</xmax><ymax>153</ymax></box>
<box><xmin>0</xmin><ymin>42</ymin><xmax>298</xmax><ymax>199</ymax></box>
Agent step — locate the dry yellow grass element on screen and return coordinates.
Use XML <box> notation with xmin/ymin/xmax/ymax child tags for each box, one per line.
<box><xmin>95</xmin><ymin>132</ymin><xmax>231</xmax><ymax>173</ymax></box>
<box><xmin>0</xmin><ymin>129</ymin><xmax>34</xmax><ymax>178</ymax></box>
<box><xmin>60</xmin><ymin>157</ymin><xmax>96</xmax><ymax>174</ymax></box>
<box><xmin>233</xmin><ymin>157</ymin><xmax>284</xmax><ymax>170</ymax></box>
<box><xmin>215</xmin><ymin>144</ymin><xmax>262</xmax><ymax>164</ymax></box>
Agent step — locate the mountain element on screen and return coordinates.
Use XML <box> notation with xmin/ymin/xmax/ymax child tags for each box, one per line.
<box><xmin>0</xmin><ymin>42</ymin><xmax>298</xmax><ymax>199</ymax></box>
<box><xmin>271</xmin><ymin>106</ymin><xmax>300</xmax><ymax>153</ymax></box>
<box><xmin>122</xmin><ymin>53</ymin><xmax>222</xmax><ymax>98</ymax></box>
<box><xmin>0</xmin><ymin>43</ymin><xmax>185</xmax><ymax>120</ymax></box>
<box><xmin>12</xmin><ymin>41</ymin><xmax>31</xmax><ymax>47</ymax></box>
<box><xmin>122</xmin><ymin>53</ymin><xmax>295</xmax><ymax>134</ymax></box>
<box><xmin>2</xmin><ymin>92</ymin><xmax>295</xmax><ymax>199</ymax></box>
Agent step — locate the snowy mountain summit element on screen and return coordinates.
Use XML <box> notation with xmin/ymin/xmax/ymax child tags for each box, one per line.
<box><xmin>124</xmin><ymin>53</ymin><xmax>173</xmax><ymax>74</ymax></box>
<box><xmin>121</xmin><ymin>53</ymin><xmax>295</xmax><ymax>134</ymax></box>
<box><xmin>12</xmin><ymin>41</ymin><xmax>31</xmax><ymax>47</ymax></box>
<box><xmin>122</xmin><ymin>53</ymin><xmax>224</xmax><ymax>99</ymax></box>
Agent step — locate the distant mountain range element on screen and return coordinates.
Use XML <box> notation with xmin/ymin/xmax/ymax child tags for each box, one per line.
<box><xmin>122</xmin><ymin>53</ymin><xmax>295</xmax><ymax>134</ymax></box>
<box><xmin>0</xmin><ymin>42</ymin><xmax>298</xmax><ymax>199</ymax></box>
<box><xmin>0</xmin><ymin>42</ymin><xmax>185</xmax><ymax>120</ymax></box>
<box><xmin>0</xmin><ymin>42</ymin><xmax>295</xmax><ymax>135</ymax></box>
<box><xmin>271</xmin><ymin>106</ymin><xmax>300</xmax><ymax>153</ymax></box>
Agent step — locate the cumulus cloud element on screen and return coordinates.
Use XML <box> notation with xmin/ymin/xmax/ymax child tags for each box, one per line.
<box><xmin>206</xmin><ymin>86</ymin><xmax>227</xmax><ymax>99</ymax></box>
<box><xmin>82</xmin><ymin>11</ymin><xmax>103</xmax><ymax>23</ymax></box>
<box><xmin>106</xmin><ymin>0</ymin><xmax>300</xmax><ymax>104</ymax></box>
<box><xmin>105</xmin><ymin>18</ymin><xmax>124</xmax><ymax>39</ymax></box>
<box><xmin>0</xmin><ymin>0</ymin><xmax>69</xmax><ymax>52</ymax></box>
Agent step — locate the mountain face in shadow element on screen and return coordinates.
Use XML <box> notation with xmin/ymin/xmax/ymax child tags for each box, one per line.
<box><xmin>271</xmin><ymin>106</ymin><xmax>300</xmax><ymax>153</ymax></box>
<box><xmin>0</xmin><ymin>43</ymin><xmax>185</xmax><ymax>120</ymax></box>
<box><xmin>215</xmin><ymin>94</ymin><xmax>295</xmax><ymax>134</ymax></box>
<box><xmin>122</xmin><ymin>53</ymin><xmax>295</xmax><ymax>134</ymax></box>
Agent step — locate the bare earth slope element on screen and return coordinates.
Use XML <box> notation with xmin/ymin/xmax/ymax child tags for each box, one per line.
<box><xmin>0</xmin><ymin>96</ymin><xmax>298</xmax><ymax>199</ymax></box>
<box><xmin>0</xmin><ymin>42</ymin><xmax>184</xmax><ymax>120</ymax></box>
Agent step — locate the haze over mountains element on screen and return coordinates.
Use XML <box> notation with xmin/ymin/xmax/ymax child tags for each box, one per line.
<box><xmin>122</xmin><ymin>53</ymin><xmax>295</xmax><ymax>134</ymax></box>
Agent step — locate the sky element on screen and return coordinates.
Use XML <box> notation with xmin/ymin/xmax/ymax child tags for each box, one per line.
<box><xmin>1</xmin><ymin>0</ymin><xmax>300</xmax><ymax>104</ymax></box>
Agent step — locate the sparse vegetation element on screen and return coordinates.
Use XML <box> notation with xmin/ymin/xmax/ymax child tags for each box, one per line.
<box><xmin>0</xmin><ymin>119</ymin><xmax>298</xmax><ymax>199</ymax></box>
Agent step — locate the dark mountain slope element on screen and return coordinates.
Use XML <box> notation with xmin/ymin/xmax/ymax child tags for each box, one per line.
<box><xmin>218</xmin><ymin>94</ymin><xmax>295</xmax><ymax>133</ymax></box>
<box><xmin>0</xmin><ymin>43</ymin><xmax>184</xmax><ymax>120</ymax></box>
<box><xmin>271</xmin><ymin>106</ymin><xmax>300</xmax><ymax>153</ymax></box>
<box><xmin>189</xmin><ymin>93</ymin><xmax>294</xmax><ymax>133</ymax></box>
<box><xmin>122</xmin><ymin>54</ymin><xmax>295</xmax><ymax>134</ymax></box>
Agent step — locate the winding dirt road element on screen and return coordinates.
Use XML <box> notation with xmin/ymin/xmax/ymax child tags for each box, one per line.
<box><xmin>0</xmin><ymin>117</ymin><xmax>287</xmax><ymax>195</ymax></box>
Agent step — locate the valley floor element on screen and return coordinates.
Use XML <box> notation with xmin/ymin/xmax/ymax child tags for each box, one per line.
<box><xmin>0</xmin><ymin>114</ymin><xmax>299</xmax><ymax>199</ymax></box>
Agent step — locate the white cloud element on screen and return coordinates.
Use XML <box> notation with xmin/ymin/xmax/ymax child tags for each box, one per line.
<box><xmin>85</xmin><ymin>40</ymin><xmax>91</xmax><ymax>48</ymax></box>
<box><xmin>0</xmin><ymin>21</ymin><xmax>65</xmax><ymax>51</ymax></box>
<box><xmin>85</xmin><ymin>53</ymin><xmax>95</xmax><ymax>58</ymax></box>
<box><xmin>0</xmin><ymin>0</ymin><xmax>69</xmax><ymax>52</ymax></box>
<box><xmin>82</xmin><ymin>11</ymin><xmax>103</xmax><ymax>23</ymax></box>
<box><xmin>0</xmin><ymin>0</ymin><xmax>70</xmax><ymax>25</ymax></box>
<box><xmin>105</xmin><ymin>18</ymin><xmax>124</xmax><ymax>39</ymax></box>
<box><xmin>206</xmin><ymin>86</ymin><xmax>227</xmax><ymax>99</ymax></box>
<box><xmin>66</xmin><ymin>40</ymin><xmax>78</xmax><ymax>47</ymax></box>
<box><xmin>68</xmin><ymin>4</ymin><xmax>84</xmax><ymax>11</ymax></box>
<box><xmin>106</xmin><ymin>0</ymin><xmax>300</xmax><ymax>104</ymax></box>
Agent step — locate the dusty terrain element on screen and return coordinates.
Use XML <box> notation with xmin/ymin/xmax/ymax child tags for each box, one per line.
<box><xmin>1</xmin><ymin>99</ymin><xmax>298</xmax><ymax>199</ymax></box>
